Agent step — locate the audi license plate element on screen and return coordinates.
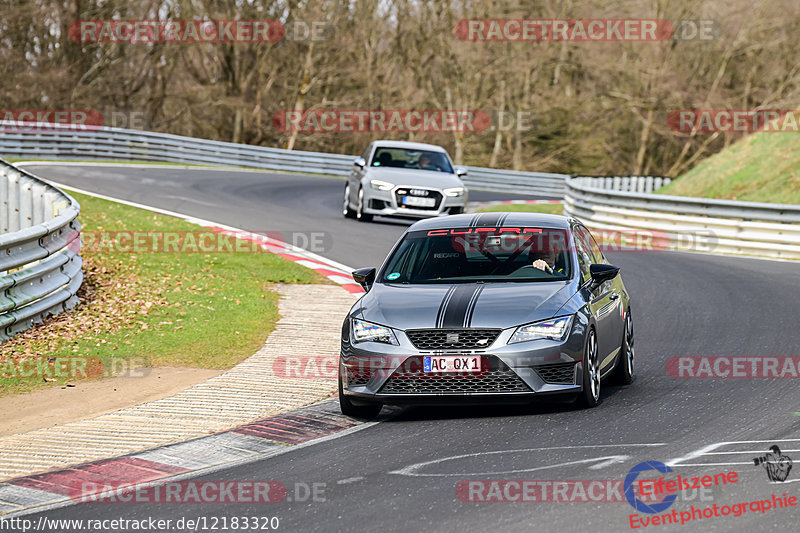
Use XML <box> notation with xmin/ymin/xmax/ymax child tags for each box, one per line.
<box><xmin>402</xmin><ymin>195</ymin><xmax>436</xmax><ymax>208</ymax></box>
<box><xmin>424</xmin><ymin>356</ymin><xmax>482</xmax><ymax>373</ymax></box>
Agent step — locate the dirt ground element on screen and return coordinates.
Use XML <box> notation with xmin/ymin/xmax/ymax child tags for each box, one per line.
<box><xmin>0</xmin><ymin>367</ymin><xmax>223</xmax><ymax>436</ymax></box>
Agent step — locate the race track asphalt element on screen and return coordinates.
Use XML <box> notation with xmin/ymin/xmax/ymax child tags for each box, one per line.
<box><xmin>19</xmin><ymin>164</ymin><xmax>800</xmax><ymax>533</ymax></box>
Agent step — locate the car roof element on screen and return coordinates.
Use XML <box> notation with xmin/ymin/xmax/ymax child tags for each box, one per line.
<box><xmin>407</xmin><ymin>212</ymin><xmax>574</xmax><ymax>232</ymax></box>
<box><xmin>371</xmin><ymin>140</ymin><xmax>448</xmax><ymax>152</ymax></box>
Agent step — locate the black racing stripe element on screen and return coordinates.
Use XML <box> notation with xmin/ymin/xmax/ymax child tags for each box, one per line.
<box><xmin>497</xmin><ymin>213</ymin><xmax>509</xmax><ymax>227</ymax></box>
<box><xmin>467</xmin><ymin>213</ymin><xmax>480</xmax><ymax>227</ymax></box>
<box><xmin>464</xmin><ymin>285</ymin><xmax>484</xmax><ymax>327</ymax></box>
<box><xmin>436</xmin><ymin>286</ymin><xmax>457</xmax><ymax>328</ymax></box>
<box><xmin>472</xmin><ymin>212</ymin><xmax>503</xmax><ymax>228</ymax></box>
<box><xmin>441</xmin><ymin>284</ymin><xmax>481</xmax><ymax>328</ymax></box>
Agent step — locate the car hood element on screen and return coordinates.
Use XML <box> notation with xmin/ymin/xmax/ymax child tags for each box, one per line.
<box><xmin>365</xmin><ymin>167</ymin><xmax>464</xmax><ymax>189</ymax></box>
<box><xmin>356</xmin><ymin>281</ymin><xmax>574</xmax><ymax>330</ymax></box>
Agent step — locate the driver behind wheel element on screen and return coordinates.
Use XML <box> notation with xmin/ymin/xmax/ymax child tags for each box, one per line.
<box><xmin>532</xmin><ymin>242</ymin><xmax>564</xmax><ymax>274</ymax></box>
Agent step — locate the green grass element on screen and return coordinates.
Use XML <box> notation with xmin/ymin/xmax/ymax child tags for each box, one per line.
<box><xmin>0</xmin><ymin>192</ymin><xmax>330</xmax><ymax>395</ymax></box>
<box><xmin>476</xmin><ymin>202</ymin><xmax>564</xmax><ymax>214</ymax></box>
<box><xmin>656</xmin><ymin>132</ymin><xmax>800</xmax><ymax>204</ymax></box>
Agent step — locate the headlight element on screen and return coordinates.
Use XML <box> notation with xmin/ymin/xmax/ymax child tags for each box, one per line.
<box><xmin>351</xmin><ymin>318</ymin><xmax>399</xmax><ymax>345</ymax></box>
<box><xmin>508</xmin><ymin>316</ymin><xmax>573</xmax><ymax>344</ymax></box>
<box><xmin>443</xmin><ymin>187</ymin><xmax>464</xmax><ymax>197</ymax></box>
<box><xmin>370</xmin><ymin>179</ymin><xmax>394</xmax><ymax>191</ymax></box>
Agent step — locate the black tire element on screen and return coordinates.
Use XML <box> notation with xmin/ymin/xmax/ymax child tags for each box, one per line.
<box><xmin>343</xmin><ymin>183</ymin><xmax>356</xmax><ymax>218</ymax></box>
<box><xmin>338</xmin><ymin>373</ymin><xmax>382</xmax><ymax>419</ymax></box>
<box><xmin>356</xmin><ymin>187</ymin><xmax>373</xmax><ymax>222</ymax></box>
<box><xmin>576</xmin><ymin>328</ymin><xmax>601</xmax><ymax>408</ymax></box>
<box><xmin>611</xmin><ymin>309</ymin><xmax>634</xmax><ymax>385</ymax></box>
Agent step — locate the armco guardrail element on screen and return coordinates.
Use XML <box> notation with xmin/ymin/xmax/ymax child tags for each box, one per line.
<box><xmin>0</xmin><ymin>125</ymin><xmax>356</xmax><ymax>176</ymax></box>
<box><xmin>461</xmin><ymin>166</ymin><xmax>568</xmax><ymax>195</ymax></box>
<box><xmin>565</xmin><ymin>176</ymin><xmax>800</xmax><ymax>259</ymax></box>
<box><xmin>571</xmin><ymin>175</ymin><xmax>672</xmax><ymax>193</ymax></box>
<box><xmin>0</xmin><ymin>159</ymin><xmax>82</xmax><ymax>341</ymax></box>
<box><xmin>0</xmin><ymin>124</ymin><xmax>567</xmax><ymax>196</ymax></box>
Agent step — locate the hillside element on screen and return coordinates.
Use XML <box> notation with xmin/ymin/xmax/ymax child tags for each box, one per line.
<box><xmin>656</xmin><ymin>132</ymin><xmax>800</xmax><ymax>204</ymax></box>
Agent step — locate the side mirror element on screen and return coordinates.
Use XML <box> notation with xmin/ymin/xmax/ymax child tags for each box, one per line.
<box><xmin>354</xmin><ymin>157</ymin><xmax>366</xmax><ymax>169</ymax></box>
<box><xmin>352</xmin><ymin>267</ymin><xmax>376</xmax><ymax>292</ymax></box>
<box><xmin>588</xmin><ymin>264</ymin><xmax>619</xmax><ymax>290</ymax></box>
<box><xmin>455</xmin><ymin>167</ymin><xmax>468</xmax><ymax>177</ymax></box>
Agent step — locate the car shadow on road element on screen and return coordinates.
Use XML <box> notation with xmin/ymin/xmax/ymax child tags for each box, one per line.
<box><xmin>364</xmin><ymin>216</ymin><xmax>416</xmax><ymax>227</ymax></box>
<box><xmin>382</xmin><ymin>384</ymin><xmax>630</xmax><ymax>422</ymax></box>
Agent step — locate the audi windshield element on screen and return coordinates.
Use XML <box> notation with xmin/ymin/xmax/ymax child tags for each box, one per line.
<box><xmin>371</xmin><ymin>148</ymin><xmax>454</xmax><ymax>173</ymax></box>
<box><xmin>380</xmin><ymin>228</ymin><xmax>572</xmax><ymax>283</ymax></box>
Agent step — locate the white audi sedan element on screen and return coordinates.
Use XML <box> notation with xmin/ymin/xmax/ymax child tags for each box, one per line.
<box><xmin>343</xmin><ymin>140</ymin><xmax>468</xmax><ymax>222</ymax></box>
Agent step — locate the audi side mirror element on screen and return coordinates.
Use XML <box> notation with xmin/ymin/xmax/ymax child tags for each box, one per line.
<box><xmin>354</xmin><ymin>157</ymin><xmax>366</xmax><ymax>169</ymax></box>
<box><xmin>352</xmin><ymin>267</ymin><xmax>377</xmax><ymax>291</ymax></box>
<box><xmin>455</xmin><ymin>167</ymin><xmax>468</xmax><ymax>177</ymax></box>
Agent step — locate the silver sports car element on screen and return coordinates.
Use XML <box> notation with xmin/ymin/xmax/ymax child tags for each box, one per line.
<box><xmin>343</xmin><ymin>140</ymin><xmax>468</xmax><ymax>222</ymax></box>
<box><xmin>338</xmin><ymin>212</ymin><xmax>634</xmax><ymax>418</ymax></box>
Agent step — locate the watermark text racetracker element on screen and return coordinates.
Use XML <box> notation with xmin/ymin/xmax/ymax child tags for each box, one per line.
<box><xmin>1</xmin><ymin>109</ymin><xmax>148</xmax><ymax>131</ymax></box>
<box><xmin>74</xmin><ymin>230</ymin><xmax>332</xmax><ymax>255</ymax></box>
<box><xmin>69</xmin><ymin>19</ymin><xmax>334</xmax><ymax>43</ymax></box>
<box><xmin>273</xmin><ymin>109</ymin><xmax>493</xmax><ymax>133</ymax></box>
<box><xmin>666</xmin><ymin>356</ymin><xmax>800</xmax><ymax>378</ymax></box>
<box><xmin>455</xmin><ymin>19</ymin><xmax>719</xmax><ymax>42</ymax></box>
<box><xmin>69</xmin><ymin>480</ymin><xmax>325</xmax><ymax>504</ymax></box>
<box><xmin>667</xmin><ymin>109</ymin><xmax>800</xmax><ymax>133</ymax></box>
<box><xmin>0</xmin><ymin>356</ymin><xmax>149</xmax><ymax>380</ymax></box>
<box><xmin>437</xmin><ymin>227</ymin><xmax>718</xmax><ymax>255</ymax></box>
<box><xmin>456</xmin><ymin>479</ymin><xmax>715</xmax><ymax>503</ymax></box>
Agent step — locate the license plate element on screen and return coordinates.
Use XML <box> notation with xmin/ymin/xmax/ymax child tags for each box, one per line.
<box><xmin>402</xmin><ymin>195</ymin><xmax>436</xmax><ymax>208</ymax></box>
<box><xmin>424</xmin><ymin>356</ymin><xmax>482</xmax><ymax>373</ymax></box>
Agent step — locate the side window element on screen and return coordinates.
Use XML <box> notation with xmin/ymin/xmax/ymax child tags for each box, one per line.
<box><xmin>362</xmin><ymin>144</ymin><xmax>372</xmax><ymax>163</ymax></box>
<box><xmin>572</xmin><ymin>230</ymin><xmax>592</xmax><ymax>281</ymax></box>
<box><xmin>580</xmin><ymin>226</ymin><xmax>606</xmax><ymax>264</ymax></box>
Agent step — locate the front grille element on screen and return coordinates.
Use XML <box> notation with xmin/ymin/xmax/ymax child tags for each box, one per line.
<box><xmin>394</xmin><ymin>189</ymin><xmax>443</xmax><ymax>211</ymax></box>
<box><xmin>406</xmin><ymin>329</ymin><xmax>501</xmax><ymax>350</ymax></box>
<box><xmin>347</xmin><ymin>376</ymin><xmax>371</xmax><ymax>387</ymax></box>
<box><xmin>379</xmin><ymin>356</ymin><xmax>530</xmax><ymax>394</ymax></box>
<box><xmin>535</xmin><ymin>363</ymin><xmax>576</xmax><ymax>385</ymax></box>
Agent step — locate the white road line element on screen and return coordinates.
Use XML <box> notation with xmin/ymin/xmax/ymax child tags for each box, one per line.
<box><xmin>666</xmin><ymin>443</ymin><xmax>726</xmax><ymax>467</ymax></box>
<box><xmin>674</xmin><ymin>462</ymin><xmax>755</xmax><ymax>467</ymax></box>
<box><xmin>393</xmin><ymin>456</ymin><xmax>632</xmax><ymax>477</ymax></box>
<box><xmin>337</xmin><ymin>477</ymin><xmax>365</xmax><ymax>485</ymax></box>
<box><xmin>701</xmin><ymin>449</ymin><xmax>800</xmax><ymax>455</ymax></box>
<box><xmin>390</xmin><ymin>444</ymin><xmax>665</xmax><ymax>477</ymax></box>
<box><xmin>589</xmin><ymin>456</ymin><xmax>630</xmax><ymax>470</ymax></box>
<box><xmin>667</xmin><ymin>438</ymin><xmax>800</xmax><ymax>467</ymax></box>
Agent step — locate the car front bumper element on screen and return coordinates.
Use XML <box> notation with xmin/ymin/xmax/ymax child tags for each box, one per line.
<box><xmin>340</xmin><ymin>324</ymin><xmax>587</xmax><ymax>405</ymax></box>
<box><xmin>362</xmin><ymin>186</ymin><xmax>467</xmax><ymax>218</ymax></box>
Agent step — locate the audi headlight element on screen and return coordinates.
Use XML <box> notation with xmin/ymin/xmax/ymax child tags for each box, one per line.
<box><xmin>351</xmin><ymin>318</ymin><xmax>399</xmax><ymax>345</ymax></box>
<box><xmin>370</xmin><ymin>179</ymin><xmax>394</xmax><ymax>191</ymax></box>
<box><xmin>509</xmin><ymin>316</ymin><xmax>573</xmax><ymax>344</ymax></box>
<box><xmin>443</xmin><ymin>187</ymin><xmax>465</xmax><ymax>197</ymax></box>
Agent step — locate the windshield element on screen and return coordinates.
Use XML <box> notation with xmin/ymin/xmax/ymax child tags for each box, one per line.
<box><xmin>380</xmin><ymin>228</ymin><xmax>572</xmax><ymax>284</ymax></box>
<box><xmin>370</xmin><ymin>147</ymin><xmax>454</xmax><ymax>173</ymax></box>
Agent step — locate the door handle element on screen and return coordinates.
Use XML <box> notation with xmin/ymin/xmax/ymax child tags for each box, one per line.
<box><xmin>609</xmin><ymin>293</ymin><xmax>620</xmax><ymax>301</ymax></box>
